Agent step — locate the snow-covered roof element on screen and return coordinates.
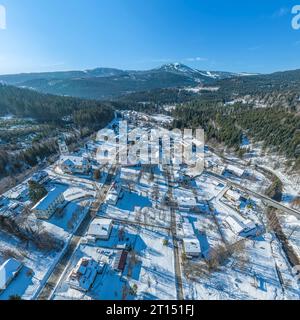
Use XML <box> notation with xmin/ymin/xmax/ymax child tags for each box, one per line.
<box><xmin>68</xmin><ymin>258</ymin><xmax>98</xmax><ymax>291</ymax></box>
<box><xmin>87</xmin><ymin>218</ymin><xmax>112</xmax><ymax>238</ymax></box>
<box><xmin>60</xmin><ymin>155</ymin><xmax>88</xmax><ymax>167</ymax></box>
<box><xmin>32</xmin><ymin>185</ymin><xmax>67</xmax><ymax>211</ymax></box>
<box><xmin>224</xmin><ymin>216</ymin><xmax>244</xmax><ymax>234</ymax></box>
<box><xmin>120</xmin><ymin>167</ymin><xmax>139</xmax><ymax>182</ymax></box>
<box><xmin>226</xmin><ymin>164</ymin><xmax>245</xmax><ymax>177</ymax></box>
<box><xmin>225</xmin><ymin>189</ymin><xmax>241</xmax><ymax>202</ymax></box>
<box><xmin>183</xmin><ymin>238</ymin><xmax>201</xmax><ymax>255</ymax></box>
<box><xmin>182</xmin><ymin>222</ymin><xmax>195</xmax><ymax>237</ymax></box>
<box><xmin>30</xmin><ymin>170</ymin><xmax>49</xmax><ymax>182</ymax></box>
<box><xmin>0</xmin><ymin>258</ymin><xmax>22</xmax><ymax>290</ymax></box>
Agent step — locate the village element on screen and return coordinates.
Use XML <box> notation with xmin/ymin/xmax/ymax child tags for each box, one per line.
<box><xmin>0</xmin><ymin>111</ymin><xmax>299</xmax><ymax>300</ymax></box>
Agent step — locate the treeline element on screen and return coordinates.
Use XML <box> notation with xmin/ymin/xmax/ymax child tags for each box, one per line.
<box><xmin>73</xmin><ymin>106</ymin><xmax>114</xmax><ymax>130</ymax></box>
<box><xmin>0</xmin><ymin>84</ymin><xmax>115</xmax><ymax>178</ymax></box>
<box><xmin>0</xmin><ymin>139</ymin><xmax>58</xmax><ymax>176</ymax></box>
<box><xmin>173</xmin><ymin>102</ymin><xmax>300</xmax><ymax>168</ymax></box>
<box><xmin>236</xmin><ymin>107</ymin><xmax>300</xmax><ymax>158</ymax></box>
<box><xmin>0</xmin><ymin>84</ymin><xmax>115</xmax><ymax>124</ymax></box>
<box><xmin>117</xmin><ymin>88</ymin><xmax>199</xmax><ymax>105</ymax></box>
<box><xmin>0</xmin><ymin>129</ymin><xmax>87</xmax><ymax>177</ymax></box>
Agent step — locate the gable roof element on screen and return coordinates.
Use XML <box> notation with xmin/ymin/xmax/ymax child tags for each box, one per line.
<box><xmin>0</xmin><ymin>258</ymin><xmax>22</xmax><ymax>290</ymax></box>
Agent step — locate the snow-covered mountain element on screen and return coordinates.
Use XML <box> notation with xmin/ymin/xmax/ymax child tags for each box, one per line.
<box><xmin>0</xmin><ymin>63</ymin><xmax>256</xmax><ymax>100</ymax></box>
<box><xmin>156</xmin><ymin>63</ymin><xmax>242</xmax><ymax>82</ymax></box>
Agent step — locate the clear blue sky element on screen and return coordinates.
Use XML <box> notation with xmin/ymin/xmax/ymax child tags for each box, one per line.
<box><xmin>0</xmin><ymin>0</ymin><xmax>299</xmax><ymax>74</ymax></box>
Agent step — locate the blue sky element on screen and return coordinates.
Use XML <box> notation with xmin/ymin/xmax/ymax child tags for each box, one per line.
<box><xmin>0</xmin><ymin>0</ymin><xmax>299</xmax><ymax>74</ymax></box>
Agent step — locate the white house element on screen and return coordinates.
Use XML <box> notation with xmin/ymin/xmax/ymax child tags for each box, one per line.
<box><xmin>87</xmin><ymin>218</ymin><xmax>113</xmax><ymax>241</ymax></box>
<box><xmin>183</xmin><ymin>238</ymin><xmax>201</xmax><ymax>258</ymax></box>
<box><xmin>32</xmin><ymin>185</ymin><xmax>66</xmax><ymax>219</ymax></box>
<box><xmin>60</xmin><ymin>155</ymin><xmax>91</xmax><ymax>175</ymax></box>
<box><xmin>0</xmin><ymin>258</ymin><xmax>23</xmax><ymax>292</ymax></box>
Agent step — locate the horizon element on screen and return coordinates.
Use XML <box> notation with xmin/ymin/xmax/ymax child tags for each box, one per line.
<box><xmin>0</xmin><ymin>61</ymin><xmax>299</xmax><ymax>77</ymax></box>
<box><xmin>0</xmin><ymin>0</ymin><xmax>300</xmax><ymax>75</ymax></box>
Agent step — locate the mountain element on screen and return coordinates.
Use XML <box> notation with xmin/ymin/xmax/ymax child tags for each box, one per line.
<box><xmin>156</xmin><ymin>63</ymin><xmax>240</xmax><ymax>81</ymax></box>
<box><xmin>0</xmin><ymin>68</ymin><xmax>126</xmax><ymax>85</ymax></box>
<box><xmin>0</xmin><ymin>63</ymin><xmax>240</xmax><ymax>100</ymax></box>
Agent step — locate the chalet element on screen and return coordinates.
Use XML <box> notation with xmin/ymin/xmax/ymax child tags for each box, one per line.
<box><xmin>32</xmin><ymin>185</ymin><xmax>66</xmax><ymax>219</ymax></box>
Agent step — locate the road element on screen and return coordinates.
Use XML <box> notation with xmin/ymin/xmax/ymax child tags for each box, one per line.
<box><xmin>205</xmin><ymin>170</ymin><xmax>300</xmax><ymax>219</ymax></box>
<box><xmin>164</xmin><ymin>165</ymin><xmax>184</xmax><ymax>301</ymax></box>
<box><xmin>37</xmin><ymin>165</ymin><xmax>117</xmax><ymax>300</ymax></box>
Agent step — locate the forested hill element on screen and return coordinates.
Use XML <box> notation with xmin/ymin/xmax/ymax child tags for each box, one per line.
<box><xmin>173</xmin><ymin>102</ymin><xmax>300</xmax><ymax>169</ymax></box>
<box><xmin>0</xmin><ymin>84</ymin><xmax>115</xmax><ymax>126</ymax></box>
<box><xmin>204</xmin><ymin>69</ymin><xmax>300</xmax><ymax>111</ymax></box>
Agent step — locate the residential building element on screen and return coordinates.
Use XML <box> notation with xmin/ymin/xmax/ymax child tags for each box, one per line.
<box><xmin>32</xmin><ymin>185</ymin><xmax>66</xmax><ymax>219</ymax></box>
<box><xmin>224</xmin><ymin>189</ymin><xmax>242</xmax><ymax>203</ymax></box>
<box><xmin>60</xmin><ymin>155</ymin><xmax>91</xmax><ymax>175</ymax></box>
<box><xmin>68</xmin><ymin>258</ymin><xmax>100</xmax><ymax>292</ymax></box>
<box><xmin>183</xmin><ymin>238</ymin><xmax>201</xmax><ymax>257</ymax></box>
<box><xmin>29</xmin><ymin>171</ymin><xmax>49</xmax><ymax>184</ymax></box>
<box><xmin>87</xmin><ymin>218</ymin><xmax>113</xmax><ymax>241</ymax></box>
<box><xmin>225</xmin><ymin>165</ymin><xmax>245</xmax><ymax>178</ymax></box>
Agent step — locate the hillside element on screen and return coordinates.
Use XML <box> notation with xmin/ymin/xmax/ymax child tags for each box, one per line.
<box><xmin>0</xmin><ymin>63</ymin><xmax>240</xmax><ymax>100</ymax></box>
<box><xmin>0</xmin><ymin>84</ymin><xmax>114</xmax><ymax>125</ymax></box>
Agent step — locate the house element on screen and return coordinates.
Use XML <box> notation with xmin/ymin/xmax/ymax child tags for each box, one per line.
<box><xmin>177</xmin><ymin>196</ymin><xmax>197</xmax><ymax>212</ymax></box>
<box><xmin>29</xmin><ymin>171</ymin><xmax>49</xmax><ymax>184</ymax></box>
<box><xmin>224</xmin><ymin>189</ymin><xmax>242</xmax><ymax>204</ymax></box>
<box><xmin>32</xmin><ymin>185</ymin><xmax>66</xmax><ymax>219</ymax></box>
<box><xmin>0</xmin><ymin>258</ymin><xmax>23</xmax><ymax>291</ymax></box>
<box><xmin>60</xmin><ymin>155</ymin><xmax>91</xmax><ymax>175</ymax></box>
<box><xmin>239</xmin><ymin>222</ymin><xmax>265</xmax><ymax>238</ymax></box>
<box><xmin>106</xmin><ymin>184</ymin><xmax>122</xmax><ymax>206</ymax></box>
<box><xmin>68</xmin><ymin>258</ymin><xmax>100</xmax><ymax>292</ymax></box>
<box><xmin>183</xmin><ymin>238</ymin><xmax>201</xmax><ymax>258</ymax></box>
<box><xmin>225</xmin><ymin>165</ymin><xmax>245</xmax><ymax>178</ymax></box>
<box><xmin>113</xmin><ymin>250</ymin><xmax>128</xmax><ymax>272</ymax></box>
<box><xmin>87</xmin><ymin>218</ymin><xmax>113</xmax><ymax>241</ymax></box>
<box><xmin>5</xmin><ymin>184</ymin><xmax>28</xmax><ymax>201</ymax></box>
